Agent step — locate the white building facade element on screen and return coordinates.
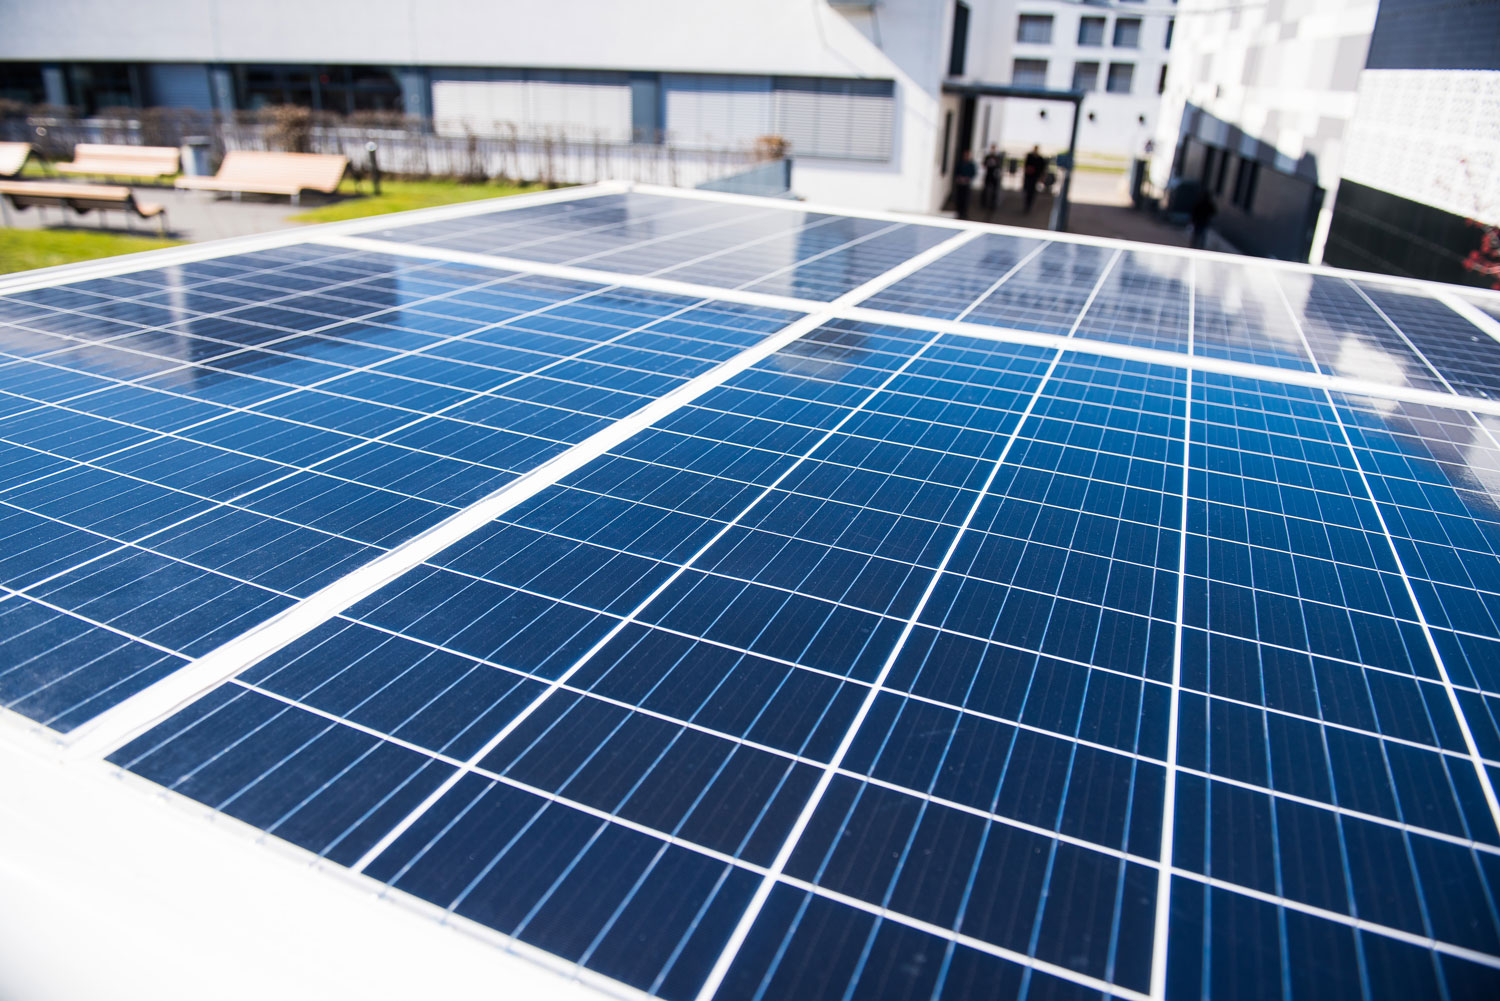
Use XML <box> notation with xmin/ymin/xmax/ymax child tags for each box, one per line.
<box><xmin>0</xmin><ymin>0</ymin><xmax>971</xmax><ymax>214</ymax></box>
<box><xmin>1149</xmin><ymin>0</ymin><xmax>1498</xmax><ymax>286</ymax></box>
<box><xmin>0</xmin><ymin>0</ymin><xmax>1189</xmax><ymax>217</ymax></box>
<box><xmin>983</xmin><ymin>0</ymin><xmax>1174</xmax><ymax>163</ymax></box>
<box><xmin>1149</xmin><ymin>0</ymin><xmax>1380</xmax><ymax>263</ymax></box>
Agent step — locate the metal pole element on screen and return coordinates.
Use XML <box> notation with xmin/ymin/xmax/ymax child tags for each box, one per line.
<box><xmin>1051</xmin><ymin>99</ymin><xmax>1083</xmax><ymax>233</ymax></box>
<box><xmin>366</xmin><ymin>141</ymin><xmax>381</xmax><ymax>195</ymax></box>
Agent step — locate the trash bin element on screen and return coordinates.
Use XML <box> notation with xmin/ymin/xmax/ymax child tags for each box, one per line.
<box><xmin>181</xmin><ymin>137</ymin><xmax>212</xmax><ymax>177</ymax></box>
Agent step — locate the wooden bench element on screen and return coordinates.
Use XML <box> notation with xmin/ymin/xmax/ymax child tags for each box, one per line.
<box><xmin>0</xmin><ymin>142</ymin><xmax>34</xmax><ymax>179</ymax></box>
<box><xmin>176</xmin><ymin>150</ymin><xmax>350</xmax><ymax>205</ymax></box>
<box><xmin>0</xmin><ymin>180</ymin><xmax>167</xmax><ymax>234</ymax></box>
<box><xmin>55</xmin><ymin>143</ymin><xmax>180</xmax><ymax>180</ymax></box>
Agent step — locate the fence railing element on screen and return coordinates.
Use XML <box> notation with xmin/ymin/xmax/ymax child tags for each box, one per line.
<box><xmin>0</xmin><ymin>109</ymin><xmax>778</xmax><ymax>190</ymax></box>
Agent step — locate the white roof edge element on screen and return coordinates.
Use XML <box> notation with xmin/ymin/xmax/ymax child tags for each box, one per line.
<box><xmin>0</xmin><ymin>738</ymin><xmax>639</xmax><ymax>1001</ymax></box>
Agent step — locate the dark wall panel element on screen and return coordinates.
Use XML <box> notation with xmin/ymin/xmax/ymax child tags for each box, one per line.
<box><xmin>1324</xmin><ymin>179</ymin><xmax>1497</xmax><ymax>289</ymax></box>
<box><xmin>1365</xmin><ymin>0</ymin><xmax>1500</xmax><ymax>71</ymax></box>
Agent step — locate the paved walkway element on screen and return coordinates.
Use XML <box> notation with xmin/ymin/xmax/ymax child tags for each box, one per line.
<box><xmin>953</xmin><ymin>169</ymin><xmax>1240</xmax><ymax>254</ymax></box>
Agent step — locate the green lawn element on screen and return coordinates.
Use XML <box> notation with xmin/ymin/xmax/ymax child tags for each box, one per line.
<box><xmin>0</xmin><ymin>228</ymin><xmax>185</xmax><ymax>275</ymax></box>
<box><xmin>0</xmin><ymin>176</ymin><xmax>542</xmax><ymax>274</ymax></box>
<box><xmin>290</xmin><ymin>178</ymin><xmax>548</xmax><ymax>223</ymax></box>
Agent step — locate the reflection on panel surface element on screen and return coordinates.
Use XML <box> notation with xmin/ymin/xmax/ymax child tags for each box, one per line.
<box><xmin>365</xmin><ymin>192</ymin><xmax>956</xmax><ymax>302</ymax></box>
<box><xmin>0</xmin><ymin>245</ymin><xmax>798</xmax><ymax>731</ymax></box>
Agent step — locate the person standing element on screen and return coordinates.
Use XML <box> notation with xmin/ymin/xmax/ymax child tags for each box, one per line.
<box><xmin>1022</xmin><ymin>145</ymin><xmax>1047</xmax><ymax>213</ymax></box>
<box><xmin>981</xmin><ymin>144</ymin><xmax>1002</xmax><ymax>212</ymax></box>
<box><xmin>954</xmin><ymin>149</ymin><xmax>977</xmax><ymax>220</ymax></box>
<box><xmin>1190</xmin><ymin>187</ymin><xmax>1217</xmax><ymax>249</ymax></box>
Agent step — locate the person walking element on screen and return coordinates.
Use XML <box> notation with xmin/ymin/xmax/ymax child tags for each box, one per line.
<box><xmin>981</xmin><ymin>144</ymin><xmax>1002</xmax><ymax>212</ymax></box>
<box><xmin>1022</xmin><ymin>145</ymin><xmax>1047</xmax><ymax>213</ymax></box>
<box><xmin>1190</xmin><ymin>187</ymin><xmax>1217</xmax><ymax>249</ymax></box>
<box><xmin>954</xmin><ymin>149</ymin><xmax>977</xmax><ymax>220</ymax></box>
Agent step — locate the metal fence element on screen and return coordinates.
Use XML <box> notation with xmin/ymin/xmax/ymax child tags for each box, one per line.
<box><xmin>0</xmin><ymin>108</ymin><xmax>778</xmax><ymax>189</ymax></box>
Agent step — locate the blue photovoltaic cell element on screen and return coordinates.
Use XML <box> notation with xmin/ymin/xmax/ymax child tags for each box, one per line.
<box><xmin>1072</xmin><ymin>249</ymin><xmax>1191</xmax><ymax>353</ymax></box>
<box><xmin>866</xmin><ymin>238</ymin><xmax>1117</xmax><ymax>337</ymax></box>
<box><xmin>1356</xmin><ymin>282</ymin><xmax>1500</xmax><ymax>400</ymax></box>
<box><xmin>1193</xmin><ymin>259</ymin><xmax>1318</xmax><ymax>371</ymax></box>
<box><xmin>1333</xmin><ymin>396</ymin><xmax>1500</xmax><ymax>702</ymax></box>
<box><xmin>876</xmin><ymin>240</ymin><xmax>1122</xmax><ymax>339</ymax></box>
<box><xmin>1279</xmin><ymin>271</ymin><xmax>1452</xmax><ymax>394</ymax></box>
<box><xmin>111</xmin><ymin>325</ymin><xmax>1203</xmax><ymax>1000</ymax></box>
<box><xmin>366</xmin><ymin>191</ymin><xmax>956</xmax><ymax>301</ymax></box>
<box><xmin>1173</xmin><ymin>373</ymin><xmax>1500</xmax><ymax>995</ymax></box>
<box><xmin>5</xmin><ymin>189</ymin><xmax>1500</xmax><ymax>1000</ymax></box>
<box><xmin>858</xmin><ymin>232</ymin><xmax>1050</xmax><ymax>319</ymax></box>
<box><xmin>0</xmin><ymin>245</ymin><xmax>799</xmax><ymax>730</ymax></box>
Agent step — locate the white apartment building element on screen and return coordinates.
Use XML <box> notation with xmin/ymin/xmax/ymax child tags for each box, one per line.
<box><xmin>977</xmin><ymin>0</ymin><xmax>1175</xmax><ymax>163</ymax></box>
<box><xmin>0</xmin><ymin>0</ymin><xmax>953</xmax><ymax>212</ymax></box>
<box><xmin>1151</xmin><ymin>0</ymin><xmax>1498</xmax><ymax>284</ymax></box>
<box><xmin>0</xmin><ymin>0</ymin><xmax>1179</xmax><ymax>217</ymax></box>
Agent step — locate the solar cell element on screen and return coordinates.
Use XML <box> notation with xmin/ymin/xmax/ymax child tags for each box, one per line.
<box><xmin>0</xmin><ymin>244</ymin><xmax>798</xmax><ymax>730</ymax></box>
<box><xmin>1278</xmin><ymin>272</ymin><xmax>1453</xmax><ymax>394</ymax></box>
<box><xmin>5</xmin><ymin>184</ymin><xmax>1500</xmax><ymax>1001</ymax></box>
<box><xmin>367</xmin><ymin>192</ymin><xmax>956</xmax><ymax>302</ymax></box>
<box><xmin>1354</xmin><ymin>282</ymin><xmax>1500</xmax><ymax>400</ymax></box>
<box><xmin>1192</xmin><ymin>259</ymin><xmax>1317</xmax><ymax>371</ymax></box>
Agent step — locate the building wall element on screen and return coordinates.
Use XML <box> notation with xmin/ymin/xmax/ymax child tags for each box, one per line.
<box><xmin>0</xmin><ymin>0</ymin><xmax>953</xmax><ymax>214</ymax></box>
<box><xmin>1150</xmin><ymin>0</ymin><xmax>1379</xmax><ymax>261</ymax></box>
<box><xmin>988</xmin><ymin>0</ymin><xmax>1172</xmax><ymax>161</ymax></box>
<box><xmin>1322</xmin><ymin>0</ymin><xmax>1500</xmax><ymax>284</ymax></box>
<box><xmin>0</xmin><ymin>0</ymin><xmax>896</xmax><ymax>78</ymax></box>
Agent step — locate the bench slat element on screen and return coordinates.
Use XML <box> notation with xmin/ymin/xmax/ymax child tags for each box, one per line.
<box><xmin>175</xmin><ymin>151</ymin><xmax>349</xmax><ymax>199</ymax></box>
<box><xmin>55</xmin><ymin>144</ymin><xmax>180</xmax><ymax>178</ymax></box>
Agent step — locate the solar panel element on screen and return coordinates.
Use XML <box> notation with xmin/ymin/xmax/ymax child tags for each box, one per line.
<box><xmin>4</xmin><ymin>183</ymin><xmax>1500</xmax><ymax>1001</ymax></box>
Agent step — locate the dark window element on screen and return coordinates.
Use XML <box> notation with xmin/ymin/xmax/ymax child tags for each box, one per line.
<box><xmin>941</xmin><ymin>109</ymin><xmax>953</xmax><ymax>174</ymax></box>
<box><xmin>1114</xmin><ymin>17</ymin><xmax>1142</xmax><ymax>48</ymax></box>
<box><xmin>1232</xmin><ymin>156</ymin><xmax>1252</xmax><ymax>205</ymax></box>
<box><xmin>236</xmin><ymin>64</ymin><xmax>316</xmax><ymax>110</ymax></box>
<box><xmin>1158</xmin><ymin>65</ymin><xmax>1168</xmax><ymax>94</ymax></box>
<box><xmin>1106</xmin><ymin>63</ymin><xmax>1134</xmax><ymax>94</ymax></box>
<box><xmin>1018</xmin><ymin>14</ymin><xmax>1054</xmax><ymax>44</ymax></box>
<box><xmin>949</xmin><ymin>2</ymin><xmax>971</xmax><ymax>76</ymax></box>
<box><xmin>235</xmin><ymin>64</ymin><xmax>400</xmax><ymax>114</ymax></box>
<box><xmin>1072</xmin><ymin>62</ymin><xmax>1101</xmax><ymax>92</ymax></box>
<box><xmin>66</xmin><ymin>63</ymin><xmax>143</xmax><ymax>114</ymax></box>
<box><xmin>318</xmin><ymin>66</ymin><xmax>402</xmax><ymax>114</ymax></box>
<box><xmin>1215</xmin><ymin>150</ymin><xmax>1232</xmax><ymax>194</ymax></box>
<box><xmin>1078</xmin><ymin>16</ymin><xmax>1106</xmax><ymax>46</ymax></box>
<box><xmin>1166</xmin><ymin>17</ymin><xmax>1175</xmax><ymax>48</ymax></box>
<box><xmin>0</xmin><ymin>63</ymin><xmax>46</xmax><ymax>105</ymax></box>
<box><xmin>1013</xmin><ymin>59</ymin><xmax>1049</xmax><ymax>88</ymax></box>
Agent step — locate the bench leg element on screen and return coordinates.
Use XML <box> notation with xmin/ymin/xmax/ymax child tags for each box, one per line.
<box><xmin>0</xmin><ymin>199</ymin><xmax>9</xmax><ymax>227</ymax></box>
